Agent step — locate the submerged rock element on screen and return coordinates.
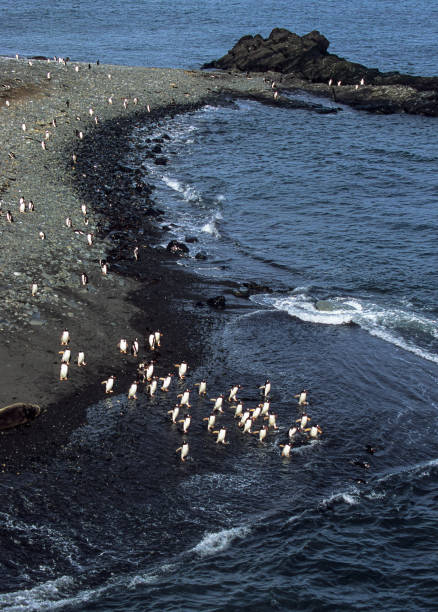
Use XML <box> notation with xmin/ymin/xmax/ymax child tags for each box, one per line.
<box><xmin>207</xmin><ymin>295</ymin><xmax>226</xmax><ymax>309</ymax></box>
<box><xmin>166</xmin><ymin>240</ymin><xmax>189</xmax><ymax>256</ymax></box>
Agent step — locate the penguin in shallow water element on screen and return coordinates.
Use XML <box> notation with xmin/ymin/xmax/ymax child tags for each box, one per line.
<box><xmin>211</xmin><ymin>395</ymin><xmax>224</xmax><ymax>413</ymax></box>
<box><xmin>295</xmin><ymin>389</ymin><xmax>308</xmax><ymax>407</ymax></box>
<box><xmin>131</xmin><ymin>338</ymin><xmax>139</xmax><ymax>357</ymax></box>
<box><xmin>179</xmin><ymin>414</ymin><xmax>191</xmax><ymax>434</ymax></box>
<box><xmin>253</xmin><ymin>424</ymin><xmax>268</xmax><ymax>443</ymax></box>
<box><xmin>260</xmin><ymin>400</ymin><xmax>270</xmax><ymax>416</ymax></box>
<box><xmin>128</xmin><ymin>381</ymin><xmax>138</xmax><ymax>399</ymax></box>
<box><xmin>195</xmin><ymin>380</ymin><xmax>207</xmax><ymax>396</ymax></box>
<box><xmin>175</xmin><ymin>361</ymin><xmax>188</xmax><ymax>379</ymax></box>
<box><xmin>242</xmin><ymin>418</ymin><xmax>254</xmax><ymax>434</ymax></box>
<box><xmin>177</xmin><ymin>389</ymin><xmax>191</xmax><ymax>407</ymax></box>
<box><xmin>228</xmin><ymin>384</ymin><xmax>241</xmax><ymax>402</ymax></box>
<box><xmin>233</xmin><ymin>401</ymin><xmax>243</xmax><ymax>419</ymax></box>
<box><xmin>305</xmin><ymin>425</ymin><xmax>323</xmax><ymax>440</ymax></box>
<box><xmin>213</xmin><ymin>427</ymin><xmax>228</xmax><ymax>444</ymax></box>
<box><xmin>265</xmin><ymin>412</ymin><xmax>279</xmax><ymax>430</ymax></box>
<box><xmin>250</xmin><ymin>404</ymin><xmax>262</xmax><ymax>420</ymax></box>
<box><xmin>147</xmin><ymin>377</ymin><xmax>158</xmax><ymax>397</ymax></box>
<box><xmin>297</xmin><ymin>413</ymin><xmax>310</xmax><ymax>429</ymax></box>
<box><xmin>154</xmin><ymin>330</ymin><xmax>162</xmax><ymax>347</ymax></box>
<box><xmin>168</xmin><ymin>404</ymin><xmax>180</xmax><ymax>424</ymax></box>
<box><xmin>280</xmin><ymin>443</ymin><xmax>292</xmax><ymax>458</ymax></box>
<box><xmin>176</xmin><ymin>440</ymin><xmax>189</xmax><ymax>462</ymax></box>
<box><xmin>148</xmin><ymin>333</ymin><xmax>156</xmax><ymax>351</ymax></box>
<box><xmin>160</xmin><ymin>373</ymin><xmax>173</xmax><ymax>392</ymax></box>
<box><xmin>203</xmin><ymin>413</ymin><xmax>216</xmax><ymax>432</ymax></box>
<box><xmin>145</xmin><ymin>361</ymin><xmax>154</xmax><ymax>381</ymax></box>
<box><xmin>238</xmin><ymin>409</ymin><xmax>250</xmax><ymax>427</ymax></box>
<box><xmin>259</xmin><ymin>379</ymin><xmax>271</xmax><ymax>397</ymax></box>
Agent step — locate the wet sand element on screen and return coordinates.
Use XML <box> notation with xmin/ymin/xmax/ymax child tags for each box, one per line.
<box><xmin>0</xmin><ymin>57</ymin><xmax>270</xmax><ymax>472</ymax></box>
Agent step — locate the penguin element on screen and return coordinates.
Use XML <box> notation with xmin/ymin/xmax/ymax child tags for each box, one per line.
<box><xmin>366</xmin><ymin>445</ymin><xmax>377</xmax><ymax>455</ymax></box>
<box><xmin>175</xmin><ymin>361</ymin><xmax>188</xmax><ymax>379</ymax></box>
<box><xmin>148</xmin><ymin>333</ymin><xmax>156</xmax><ymax>351</ymax></box>
<box><xmin>280</xmin><ymin>443</ymin><xmax>292</xmax><ymax>458</ymax></box>
<box><xmin>39</xmin><ymin>231</ymin><xmax>46</xmax><ymax>240</ymax></box>
<box><xmin>86</xmin><ymin>233</ymin><xmax>93</xmax><ymax>246</ymax></box>
<box><xmin>102</xmin><ymin>376</ymin><xmax>115</xmax><ymax>394</ymax></box>
<box><xmin>137</xmin><ymin>362</ymin><xmax>146</xmax><ymax>382</ymax></box>
<box><xmin>160</xmin><ymin>373</ymin><xmax>173</xmax><ymax>392</ymax></box>
<box><xmin>41</xmin><ymin>140</ymin><xmax>46</xmax><ymax>150</ymax></box>
<box><xmin>253</xmin><ymin>424</ymin><xmax>268</xmax><ymax>443</ymax></box>
<box><xmin>131</xmin><ymin>338</ymin><xmax>139</xmax><ymax>357</ymax></box>
<box><xmin>133</xmin><ymin>246</ymin><xmax>139</xmax><ymax>260</ymax></box>
<box><xmin>77</xmin><ymin>351</ymin><xmax>86</xmax><ymax>366</ymax></box>
<box><xmin>147</xmin><ymin>104</ymin><xmax>151</xmax><ymax>113</ymax></box>
<box><xmin>154</xmin><ymin>330</ymin><xmax>162</xmax><ymax>347</ymax></box>
<box><xmin>295</xmin><ymin>390</ymin><xmax>308</xmax><ymax>406</ymax></box>
<box><xmin>31</xmin><ymin>283</ymin><xmax>38</xmax><ymax>296</ymax></box>
<box><xmin>328</xmin><ymin>78</ymin><xmax>333</xmax><ymax>86</ymax></box>
<box><xmin>288</xmin><ymin>426</ymin><xmax>299</xmax><ymax>441</ymax></box>
<box><xmin>108</xmin><ymin>96</ymin><xmax>113</xmax><ymax>105</ymax></box>
<box><xmin>80</xmin><ymin>272</ymin><xmax>88</xmax><ymax>287</ymax></box>
<box><xmin>118</xmin><ymin>338</ymin><xmax>128</xmax><ymax>354</ymax></box>
<box><xmin>211</xmin><ymin>395</ymin><xmax>224</xmax><ymax>413</ymax></box>
<box><xmin>242</xmin><ymin>418</ymin><xmax>254</xmax><ymax>434</ymax></box>
<box><xmin>228</xmin><ymin>385</ymin><xmax>241</xmax><ymax>402</ymax></box>
<box><xmin>133</xmin><ymin>97</ymin><xmax>138</xmax><ymax>105</ymax></box>
<box><xmin>337</xmin><ymin>80</ymin><xmax>342</xmax><ymax>86</ymax></box>
<box><xmin>250</xmin><ymin>404</ymin><xmax>262</xmax><ymax>420</ymax></box>
<box><xmin>6</xmin><ymin>211</ymin><xmax>14</xmax><ymax>223</ymax></box>
<box><xmin>203</xmin><ymin>413</ymin><xmax>216</xmax><ymax>432</ymax></box>
<box><xmin>177</xmin><ymin>389</ymin><xmax>190</xmax><ymax>407</ymax></box>
<box><xmin>100</xmin><ymin>260</ymin><xmax>109</xmax><ymax>275</ymax></box>
<box><xmin>176</xmin><ymin>440</ymin><xmax>189</xmax><ymax>462</ymax></box>
<box><xmin>59</xmin><ymin>348</ymin><xmax>71</xmax><ymax>364</ymax></box>
<box><xmin>195</xmin><ymin>380</ymin><xmax>207</xmax><ymax>396</ymax></box>
<box><xmin>60</xmin><ymin>329</ymin><xmax>70</xmax><ymax>345</ymax></box>
<box><xmin>238</xmin><ymin>409</ymin><xmax>251</xmax><ymax>428</ymax></box>
<box><xmin>72</xmin><ymin>153</ymin><xmax>77</xmax><ymax>164</ymax></box>
<box><xmin>360</xmin><ymin>78</ymin><xmax>365</xmax><ymax>86</ymax></box>
<box><xmin>260</xmin><ymin>400</ymin><xmax>270</xmax><ymax>416</ymax></box>
<box><xmin>265</xmin><ymin>412</ymin><xmax>279</xmax><ymax>430</ymax></box>
<box><xmin>75</xmin><ymin>65</ymin><xmax>79</xmax><ymax>72</ymax></box>
<box><xmin>168</xmin><ymin>404</ymin><xmax>180</xmax><ymax>423</ymax></box>
<box><xmin>19</xmin><ymin>199</ymin><xmax>26</xmax><ymax>213</ymax></box>
<box><xmin>22</xmin><ymin>123</ymin><xmax>26</xmax><ymax>132</ymax></box>
<box><xmin>273</xmin><ymin>91</ymin><xmax>279</xmax><ymax>100</ymax></box>
<box><xmin>145</xmin><ymin>361</ymin><xmax>154</xmax><ymax>381</ymax></box>
<box><xmin>147</xmin><ymin>377</ymin><xmax>158</xmax><ymax>397</ymax></box>
<box><xmin>88</xmin><ymin>108</ymin><xmax>93</xmax><ymax>116</ymax></box>
<box><xmin>28</xmin><ymin>200</ymin><xmax>35</xmax><ymax>212</ymax></box>
<box><xmin>60</xmin><ymin>363</ymin><xmax>68</xmax><ymax>381</ymax></box>
<box><xmin>128</xmin><ymin>381</ymin><xmax>138</xmax><ymax>400</ymax></box>
<box><xmin>65</xmin><ymin>217</ymin><xmax>72</xmax><ymax>228</ymax></box>
<box><xmin>305</xmin><ymin>425</ymin><xmax>323</xmax><ymax>439</ymax></box>
<box><xmin>213</xmin><ymin>427</ymin><xmax>228</xmax><ymax>444</ymax></box>
<box><xmin>259</xmin><ymin>380</ymin><xmax>271</xmax><ymax>397</ymax></box>
<box><xmin>233</xmin><ymin>401</ymin><xmax>243</xmax><ymax>419</ymax></box>
<box><xmin>178</xmin><ymin>414</ymin><xmax>191</xmax><ymax>434</ymax></box>
<box><xmin>297</xmin><ymin>413</ymin><xmax>310</xmax><ymax>429</ymax></box>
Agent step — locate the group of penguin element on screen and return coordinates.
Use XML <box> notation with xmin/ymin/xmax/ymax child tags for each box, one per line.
<box><xmin>58</xmin><ymin>325</ymin><xmax>323</xmax><ymax>463</ymax></box>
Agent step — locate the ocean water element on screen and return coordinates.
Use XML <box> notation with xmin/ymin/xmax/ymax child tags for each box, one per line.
<box><xmin>1</xmin><ymin>1</ymin><xmax>438</xmax><ymax>611</ymax></box>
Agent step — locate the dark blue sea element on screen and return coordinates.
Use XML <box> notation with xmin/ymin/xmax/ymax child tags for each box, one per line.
<box><xmin>1</xmin><ymin>1</ymin><xmax>437</xmax><ymax>610</ymax></box>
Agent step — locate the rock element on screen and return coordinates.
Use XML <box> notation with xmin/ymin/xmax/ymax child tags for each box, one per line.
<box><xmin>185</xmin><ymin>236</ymin><xmax>199</xmax><ymax>243</ymax></box>
<box><xmin>203</xmin><ymin>28</ymin><xmax>438</xmax><ymax>116</ymax></box>
<box><xmin>207</xmin><ymin>295</ymin><xmax>226</xmax><ymax>309</ymax></box>
<box><xmin>0</xmin><ymin>403</ymin><xmax>43</xmax><ymax>431</ymax></box>
<box><xmin>166</xmin><ymin>240</ymin><xmax>189</xmax><ymax>256</ymax></box>
<box><xmin>195</xmin><ymin>251</ymin><xmax>207</xmax><ymax>260</ymax></box>
<box><xmin>154</xmin><ymin>157</ymin><xmax>168</xmax><ymax>166</ymax></box>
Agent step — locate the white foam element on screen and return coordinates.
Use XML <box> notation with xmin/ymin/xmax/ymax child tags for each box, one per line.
<box><xmin>162</xmin><ymin>174</ymin><xmax>201</xmax><ymax>203</ymax></box>
<box><xmin>251</xmin><ymin>293</ymin><xmax>438</xmax><ymax>363</ymax></box>
<box><xmin>191</xmin><ymin>525</ymin><xmax>250</xmax><ymax>558</ymax></box>
<box><xmin>320</xmin><ymin>490</ymin><xmax>360</xmax><ymax>508</ymax></box>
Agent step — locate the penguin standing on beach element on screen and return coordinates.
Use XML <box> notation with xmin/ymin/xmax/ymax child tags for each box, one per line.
<box><xmin>77</xmin><ymin>351</ymin><xmax>86</xmax><ymax>366</ymax></box>
<box><xmin>102</xmin><ymin>376</ymin><xmax>115</xmax><ymax>394</ymax></box>
<box><xmin>60</xmin><ymin>329</ymin><xmax>70</xmax><ymax>345</ymax></box>
<box><xmin>60</xmin><ymin>363</ymin><xmax>69</xmax><ymax>381</ymax></box>
<box><xmin>59</xmin><ymin>348</ymin><xmax>71</xmax><ymax>364</ymax></box>
<box><xmin>128</xmin><ymin>381</ymin><xmax>138</xmax><ymax>400</ymax></box>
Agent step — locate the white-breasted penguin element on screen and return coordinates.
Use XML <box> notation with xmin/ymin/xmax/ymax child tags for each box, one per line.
<box><xmin>60</xmin><ymin>329</ymin><xmax>70</xmax><ymax>345</ymax></box>
<box><xmin>148</xmin><ymin>333</ymin><xmax>156</xmax><ymax>350</ymax></box>
<box><xmin>295</xmin><ymin>390</ymin><xmax>308</xmax><ymax>406</ymax></box>
<box><xmin>31</xmin><ymin>283</ymin><xmax>38</xmax><ymax>296</ymax></box>
<box><xmin>77</xmin><ymin>351</ymin><xmax>86</xmax><ymax>366</ymax></box>
<box><xmin>154</xmin><ymin>330</ymin><xmax>162</xmax><ymax>346</ymax></box>
<box><xmin>131</xmin><ymin>338</ymin><xmax>139</xmax><ymax>357</ymax></box>
<box><xmin>233</xmin><ymin>401</ymin><xmax>243</xmax><ymax>419</ymax></box>
<box><xmin>265</xmin><ymin>412</ymin><xmax>279</xmax><ymax>430</ymax></box>
<box><xmin>203</xmin><ymin>413</ymin><xmax>216</xmax><ymax>432</ymax></box>
<box><xmin>118</xmin><ymin>338</ymin><xmax>128</xmax><ymax>354</ymax></box>
<box><xmin>176</xmin><ymin>440</ymin><xmax>189</xmax><ymax>462</ymax></box>
<box><xmin>160</xmin><ymin>373</ymin><xmax>173</xmax><ymax>392</ymax></box>
<box><xmin>214</xmin><ymin>427</ymin><xmax>228</xmax><ymax>444</ymax></box>
<box><xmin>280</xmin><ymin>443</ymin><xmax>292</xmax><ymax>458</ymax></box>
<box><xmin>238</xmin><ymin>409</ymin><xmax>251</xmax><ymax>428</ymax></box>
<box><xmin>168</xmin><ymin>404</ymin><xmax>180</xmax><ymax>423</ymax></box>
<box><xmin>297</xmin><ymin>413</ymin><xmax>310</xmax><ymax>430</ymax></box>
<box><xmin>195</xmin><ymin>380</ymin><xmax>207</xmax><ymax>396</ymax></box>
<box><xmin>259</xmin><ymin>379</ymin><xmax>271</xmax><ymax>397</ymax></box>
<box><xmin>305</xmin><ymin>425</ymin><xmax>323</xmax><ymax>439</ymax></box>
<box><xmin>179</xmin><ymin>414</ymin><xmax>191</xmax><ymax>434</ymax></box>
<box><xmin>128</xmin><ymin>381</ymin><xmax>138</xmax><ymax>399</ymax></box>
<box><xmin>260</xmin><ymin>400</ymin><xmax>270</xmax><ymax>416</ymax></box>
<box><xmin>175</xmin><ymin>362</ymin><xmax>188</xmax><ymax>379</ymax></box>
<box><xmin>254</xmin><ymin>424</ymin><xmax>268</xmax><ymax>443</ymax></box>
<box><xmin>250</xmin><ymin>404</ymin><xmax>262</xmax><ymax>420</ymax></box>
<box><xmin>80</xmin><ymin>272</ymin><xmax>88</xmax><ymax>287</ymax></box>
<box><xmin>211</xmin><ymin>395</ymin><xmax>224</xmax><ymax>413</ymax></box>
<box><xmin>60</xmin><ymin>363</ymin><xmax>68</xmax><ymax>381</ymax></box>
<box><xmin>177</xmin><ymin>389</ymin><xmax>191</xmax><ymax>407</ymax></box>
<box><xmin>228</xmin><ymin>385</ymin><xmax>241</xmax><ymax>402</ymax></box>
<box><xmin>59</xmin><ymin>348</ymin><xmax>71</xmax><ymax>364</ymax></box>
<box><xmin>145</xmin><ymin>361</ymin><xmax>154</xmax><ymax>381</ymax></box>
<box><xmin>147</xmin><ymin>377</ymin><xmax>158</xmax><ymax>397</ymax></box>
<box><xmin>102</xmin><ymin>375</ymin><xmax>115</xmax><ymax>393</ymax></box>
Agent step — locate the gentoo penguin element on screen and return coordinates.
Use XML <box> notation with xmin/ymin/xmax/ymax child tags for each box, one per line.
<box><xmin>77</xmin><ymin>351</ymin><xmax>86</xmax><ymax>366</ymax></box>
<box><xmin>337</xmin><ymin>80</ymin><xmax>342</xmax><ymax>86</ymax></box>
<box><xmin>228</xmin><ymin>385</ymin><xmax>240</xmax><ymax>402</ymax></box>
<box><xmin>147</xmin><ymin>104</ymin><xmax>151</xmax><ymax>113</ymax></box>
<box><xmin>295</xmin><ymin>390</ymin><xmax>308</xmax><ymax>406</ymax></box>
<box><xmin>147</xmin><ymin>377</ymin><xmax>158</xmax><ymax>397</ymax></box>
<box><xmin>86</xmin><ymin>233</ymin><xmax>93</xmax><ymax>246</ymax></box>
<box><xmin>250</xmin><ymin>404</ymin><xmax>262</xmax><ymax>420</ymax></box>
<box><xmin>259</xmin><ymin>380</ymin><xmax>271</xmax><ymax>397</ymax></box>
<box><xmin>177</xmin><ymin>389</ymin><xmax>191</xmax><ymax>407</ymax></box>
<box><xmin>19</xmin><ymin>199</ymin><xmax>26</xmax><ymax>213</ymax></box>
<box><xmin>145</xmin><ymin>361</ymin><xmax>154</xmax><ymax>381</ymax></box>
<box><xmin>305</xmin><ymin>425</ymin><xmax>323</xmax><ymax>439</ymax></box>
<box><xmin>148</xmin><ymin>333</ymin><xmax>156</xmax><ymax>351</ymax></box>
<box><xmin>360</xmin><ymin>78</ymin><xmax>365</xmax><ymax>86</ymax></box>
<box><xmin>28</xmin><ymin>200</ymin><xmax>35</xmax><ymax>212</ymax></box>
<box><xmin>168</xmin><ymin>404</ymin><xmax>180</xmax><ymax>423</ymax></box>
<box><xmin>176</xmin><ymin>440</ymin><xmax>189</xmax><ymax>462</ymax></box>
<box><xmin>80</xmin><ymin>272</ymin><xmax>88</xmax><ymax>287</ymax></box>
<box><xmin>41</xmin><ymin>140</ymin><xmax>46</xmax><ymax>150</ymax></box>
<box><xmin>328</xmin><ymin>78</ymin><xmax>333</xmax><ymax>86</ymax></box>
<box><xmin>211</xmin><ymin>395</ymin><xmax>224</xmax><ymax>413</ymax></box>
<box><xmin>21</xmin><ymin>123</ymin><xmax>26</xmax><ymax>132</ymax></box>
<box><xmin>59</xmin><ymin>348</ymin><xmax>71</xmax><ymax>364</ymax></box>
<box><xmin>108</xmin><ymin>96</ymin><xmax>113</xmax><ymax>105</ymax></box>
<box><xmin>203</xmin><ymin>413</ymin><xmax>216</xmax><ymax>432</ymax></box>
<box><xmin>175</xmin><ymin>361</ymin><xmax>188</xmax><ymax>379</ymax></box>
<box><xmin>39</xmin><ymin>231</ymin><xmax>46</xmax><ymax>240</ymax></box>
<box><xmin>72</xmin><ymin>153</ymin><xmax>77</xmax><ymax>164</ymax></box>
<box><xmin>265</xmin><ymin>412</ymin><xmax>279</xmax><ymax>430</ymax></box>
<box><xmin>280</xmin><ymin>443</ymin><xmax>292</xmax><ymax>458</ymax></box>
<box><xmin>137</xmin><ymin>362</ymin><xmax>146</xmax><ymax>382</ymax></box>
<box><xmin>288</xmin><ymin>426</ymin><xmax>299</xmax><ymax>441</ymax></box>
<box><xmin>254</xmin><ymin>424</ymin><xmax>268</xmax><ymax>443</ymax></box>
<box><xmin>233</xmin><ymin>401</ymin><xmax>243</xmax><ymax>419</ymax></box>
<box><xmin>60</xmin><ymin>329</ymin><xmax>70</xmax><ymax>345</ymax></box>
<box><xmin>100</xmin><ymin>260</ymin><xmax>109</xmax><ymax>275</ymax></box>
<box><xmin>6</xmin><ymin>211</ymin><xmax>13</xmax><ymax>223</ymax></box>
<box><xmin>88</xmin><ymin>108</ymin><xmax>93</xmax><ymax>116</ymax></box>
<box><xmin>160</xmin><ymin>373</ymin><xmax>173</xmax><ymax>392</ymax></box>
<box><xmin>31</xmin><ymin>283</ymin><xmax>38</xmax><ymax>296</ymax></box>
<box><xmin>133</xmin><ymin>246</ymin><xmax>139</xmax><ymax>260</ymax></box>
<box><xmin>260</xmin><ymin>400</ymin><xmax>270</xmax><ymax>416</ymax></box>
<box><xmin>60</xmin><ymin>363</ymin><xmax>68</xmax><ymax>381</ymax></box>
<box><xmin>131</xmin><ymin>338</ymin><xmax>139</xmax><ymax>357</ymax></box>
<box><xmin>102</xmin><ymin>376</ymin><xmax>115</xmax><ymax>394</ymax></box>
<box><xmin>297</xmin><ymin>413</ymin><xmax>310</xmax><ymax>429</ymax></box>
<box><xmin>118</xmin><ymin>338</ymin><xmax>128</xmax><ymax>354</ymax></box>
<box><xmin>242</xmin><ymin>418</ymin><xmax>254</xmax><ymax>434</ymax></box>
<box><xmin>65</xmin><ymin>217</ymin><xmax>72</xmax><ymax>228</ymax></box>
<box><xmin>273</xmin><ymin>91</ymin><xmax>279</xmax><ymax>100</ymax></box>
<box><xmin>195</xmin><ymin>380</ymin><xmax>207</xmax><ymax>396</ymax></box>
<box><xmin>154</xmin><ymin>330</ymin><xmax>162</xmax><ymax>346</ymax></box>
<box><xmin>128</xmin><ymin>381</ymin><xmax>138</xmax><ymax>399</ymax></box>
<box><xmin>213</xmin><ymin>427</ymin><xmax>228</xmax><ymax>444</ymax></box>
<box><xmin>179</xmin><ymin>414</ymin><xmax>191</xmax><ymax>434</ymax></box>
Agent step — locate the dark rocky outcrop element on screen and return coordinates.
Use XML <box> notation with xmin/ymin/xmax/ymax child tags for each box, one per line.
<box><xmin>203</xmin><ymin>28</ymin><xmax>438</xmax><ymax>116</ymax></box>
<box><xmin>207</xmin><ymin>295</ymin><xmax>226</xmax><ymax>309</ymax></box>
<box><xmin>166</xmin><ymin>240</ymin><xmax>189</xmax><ymax>256</ymax></box>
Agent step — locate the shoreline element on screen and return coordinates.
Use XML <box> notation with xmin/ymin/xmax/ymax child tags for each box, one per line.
<box><xmin>0</xmin><ymin>58</ymin><xmax>269</xmax><ymax>472</ymax></box>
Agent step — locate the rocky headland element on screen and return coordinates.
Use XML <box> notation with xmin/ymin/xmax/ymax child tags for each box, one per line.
<box><xmin>203</xmin><ymin>28</ymin><xmax>438</xmax><ymax>116</ymax></box>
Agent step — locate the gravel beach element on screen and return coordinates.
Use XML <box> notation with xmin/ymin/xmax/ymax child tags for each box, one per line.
<box><xmin>0</xmin><ymin>57</ymin><xmax>271</xmax><ymax>471</ymax></box>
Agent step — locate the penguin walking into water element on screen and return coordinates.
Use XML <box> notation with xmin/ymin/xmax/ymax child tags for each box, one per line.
<box><xmin>297</xmin><ymin>413</ymin><xmax>310</xmax><ymax>430</ymax></box>
<box><xmin>203</xmin><ymin>413</ymin><xmax>216</xmax><ymax>432</ymax></box>
<box><xmin>305</xmin><ymin>425</ymin><xmax>323</xmax><ymax>440</ymax></box>
<box><xmin>295</xmin><ymin>389</ymin><xmax>309</xmax><ymax>407</ymax></box>
<box><xmin>102</xmin><ymin>375</ymin><xmax>115</xmax><ymax>394</ymax></box>
<box><xmin>118</xmin><ymin>338</ymin><xmax>128</xmax><ymax>354</ymax></box>
<box><xmin>145</xmin><ymin>361</ymin><xmax>154</xmax><ymax>381</ymax></box>
<box><xmin>260</xmin><ymin>400</ymin><xmax>270</xmax><ymax>416</ymax></box>
<box><xmin>131</xmin><ymin>338</ymin><xmax>139</xmax><ymax>357</ymax></box>
<box><xmin>60</xmin><ymin>363</ymin><xmax>69</xmax><ymax>381</ymax></box>
<box><xmin>211</xmin><ymin>395</ymin><xmax>224</xmax><ymax>413</ymax></box>
<box><xmin>60</xmin><ymin>329</ymin><xmax>70</xmax><ymax>345</ymax></box>
<box><xmin>177</xmin><ymin>389</ymin><xmax>191</xmax><ymax>407</ymax></box>
<box><xmin>148</xmin><ymin>332</ymin><xmax>156</xmax><ymax>351</ymax></box>
<box><xmin>178</xmin><ymin>414</ymin><xmax>191</xmax><ymax>434</ymax></box>
<box><xmin>250</xmin><ymin>404</ymin><xmax>262</xmax><ymax>420</ymax></box>
<box><xmin>288</xmin><ymin>426</ymin><xmax>299</xmax><ymax>441</ymax></box>
<box><xmin>213</xmin><ymin>427</ymin><xmax>228</xmax><ymax>444</ymax></box>
<box><xmin>253</xmin><ymin>424</ymin><xmax>268</xmax><ymax>443</ymax></box>
<box><xmin>242</xmin><ymin>418</ymin><xmax>254</xmax><ymax>434</ymax></box>
<box><xmin>168</xmin><ymin>404</ymin><xmax>180</xmax><ymax>424</ymax></box>
<box><xmin>154</xmin><ymin>330</ymin><xmax>162</xmax><ymax>347</ymax></box>
<box><xmin>59</xmin><ymin>348</ymin><xmax>71</xmax><ymax>364</ymax></box>
<box><xmin>280</xmin><ymin>442</ymin><xmax>292</xmax><ymax>458</ymax></box>
<box><xmin>238</xmin><ymin>409</ymin><xmax>251</xmax><ymax>428</ymax></box>
<box><xmin>195</xmin><ymin>380</ymin><xmax>207</xmax><ymax>396</ymax></box>
<box><xmin>137</xmin><ymin>362</ymin><xmax>146</xmax><ymax>382</ymax></box>
<box><xmin>265</xmin><ymin>412</ymin><xmax>279</xmax><ymax>430</ymax></box>
<box><xmin>228</xmin><ymin>385</ymin><xmax>241</xmax><ymax>402</ymax></box>
<box><xmin>160</xmin><ymin>373</ymin><xmax>173</xmax><ymax>392</ymax></box>
<box><xmin>147</xmin><ymin>377</ymin><xmax>158</xmax><ymax>397</ymax></box>
<box><xmin>259</xmin><ymin>380</ymin><xmax>271</xmax><ymax>398</ymax></box>
<box><xmin>175</xmin><ymin>361</ymin><xmax>188</xmax><ymax>380</ymax></box>
<box><xmin>128</xmin><ymin>381</ymin><xmax>138</xmax><ymax>400</ymax></box>
<box><xmin>77</xmin><ymin>351</ymin><xmax>86</xmax><ymax>366</ymax></box>
<box><xmin>176</xmin><ymin>440</ymin><xmax>189</xmax><ymax>462</ymax></box>
<box><xmin>233</xmin><ymin>401</ymin><xmax>243</xmax><ymax>419</ymax></box>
